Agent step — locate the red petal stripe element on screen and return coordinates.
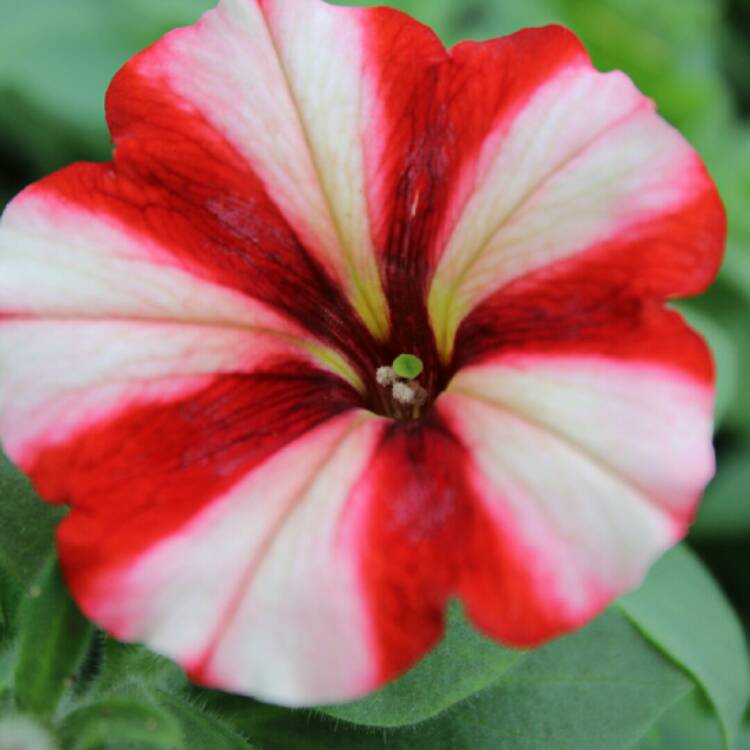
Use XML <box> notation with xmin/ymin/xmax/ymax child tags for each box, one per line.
<box><xmin>350</xmin><ymin>416</ymin><xmax>477</xmax><ymax>681</ymax></box>
<box><xmin>452</xmin><ymin>198</ymin><xmax>722</xmax><ymax>382</ymax></box>
<box><xmin>31</xmin><ymin>364</ymin><xmax>357</xmax><ymax>602</ymax></box>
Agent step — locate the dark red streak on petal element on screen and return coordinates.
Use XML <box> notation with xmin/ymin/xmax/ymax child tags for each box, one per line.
<box><xmin>365</xmin><ymin>21</ymin><xmax>586</xmax><ymax>380</ymax></box>
<box><xmin>361</xmin><ymin>9</ymin><xmax>446</xmax><ymax>387</ymax></box>
<box><xmin>29</xmin><ymin>363</ymin><xmax>359</xmax><ymax>605</ymax></box>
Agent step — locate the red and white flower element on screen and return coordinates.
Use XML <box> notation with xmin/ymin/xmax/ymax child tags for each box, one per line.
<box><xmin>0</xmin><ymin>0</ymin><xmax>724</xmax><ymax>706</ymax></box>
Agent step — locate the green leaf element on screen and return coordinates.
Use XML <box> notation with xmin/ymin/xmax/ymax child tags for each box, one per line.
<box><xmin>0</xmin><ymin>451</ymin><xmax>64</xmax><ymax>585</ymax></box>
<box><xmin>58</xmin><ymin>697</ymin><xmax>182</xmax><ymax>750</ymax></box>
<box><xmin>14</xmin><ymin>558</ymin><xmax>94</xmax><ymax>717</ymax></box>
<box><xmin>456</xmin><ymin>611</ymin><xmax>691</xmax><ymax>750</ymax></box>
<box><xmin>210</xmin><ymin>611</ymin><xmax>691</xmax><ymax>750</ymax></box>
<box><xmin>321</xmin><ymin>601</ymin><xmax>521</xmax><ymax>727</ymax></box>
<box><xmin>618</xmin><ymin>546</ymin><xmax>750</xmax><ymax>748</ymax></box>
<box><xmin>632</xmin><ymin>688</ymin><xmax>724</xmax><ymax>750</ymax></box>
<box><xmin>84</xmin><ymin>638</ymin><xmax>187</xmax><ymax>698</ymax></box>
<box><xmin>156</xmin><ymin>692</ymin><xmax>256</xmax><ymax>750</ymax></box>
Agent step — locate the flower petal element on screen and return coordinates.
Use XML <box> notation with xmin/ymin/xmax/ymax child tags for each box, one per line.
<box><xmin>347</xmin><ymin>419</ymin><xmax>486</xmax><ymax>686</ymax></box>
<box><xmin>0</xmin><ymin>319</ymin><xmax>358</xmax><ymax>469</ymax></box>
<box><xmin>0</xmin><ymin>189</ymin><xmax>289</xmax><ymax>332</ymax></box>
<box><xmin>1</xmin><ymin>4</ymin><xmax>395</xmax><ymax>376</ymax></box>
<box><xmin>0</xmin><ymin>0</ymin><xmax>724</xmax><ymax>708</ymax></box>
<box><xmin>3</xmin><ymin>283</ymin><xmax>378</xmax><ymax>706</ymax></box>
<box><xmin>111</xmin><ymin>0</ymin><xmax>441</xmax><ymax>341</ymax></box>
<box><xmin>450</xmin><ymin>240</ymin><xmax>720</xmax><ymax>372</ymax></box>
<box><xmin>54</xmin><ymin>409</ymin><xmax>385</xmax><ymax>706</ymax></box>
<box><xmin>45</xmin><ymin>391</ymin><xmax>471</xmax><ymax>706</ymax></box>
<box><xmin>425</xmin><ymin>28</ymin><xmax>724</xmax><ymax>357</ymax></box>
<box><xmin>440</xmin><ymin>310</ymin><xmax>714</xmax><ymax>646</ymax></box>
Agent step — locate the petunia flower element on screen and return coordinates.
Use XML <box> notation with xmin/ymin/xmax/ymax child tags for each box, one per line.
<box><xmin>0</xmin><ymin>0</ymin><xmax>724</xmax><ymax>706</ymax></box>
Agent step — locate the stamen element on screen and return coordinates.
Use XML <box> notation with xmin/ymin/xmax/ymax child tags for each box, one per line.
<box><xmin>376</xmin><ymin>366</ymin><xmax>397</xmax><ymax>387</ymax></box>
<box><xmin>375</xmin><ymin>355</ymin><xmax>429</xmax><ymax>419</ymax></box>
<box><xmin>392</xmin><ymin>381</ymin><xmax>417</xmax><ymax>405</ymax></box>
<box><xmin>411</xmin><ymin>383</ymin><xmax>428</xmax><ymax>407</ymax></box>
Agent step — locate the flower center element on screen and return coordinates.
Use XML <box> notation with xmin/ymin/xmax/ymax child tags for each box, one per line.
<box><xmin>374</xmin><ymin>354</ymin><xmax>429</xmax><ymax>420</ymax></box>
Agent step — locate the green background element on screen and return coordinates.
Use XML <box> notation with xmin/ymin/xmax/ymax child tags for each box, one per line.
<box><xmin>0</xmin><ymin>1</ymin><xmax>749</xmax><ymax>748</ymax></box>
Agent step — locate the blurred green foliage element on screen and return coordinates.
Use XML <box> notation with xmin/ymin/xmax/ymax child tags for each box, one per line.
<box><xmin>0</xmin><ymin>0</ymin><xmax>749</xmax><ymax>747</ymax></box>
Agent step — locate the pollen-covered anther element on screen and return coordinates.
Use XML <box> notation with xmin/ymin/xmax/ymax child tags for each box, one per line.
<box><xmin>376</xmin><ymin>366</ymin><xmax>397</xmax><ymax>387</ymax></box>
<box><xmin>392</xmin><ymin>381</ymin><xmax>416</xmax><ymax>405</ymax></box>
<box><xmin>391</xmin><ymin>381</ymin><xmax>428</xmax><ymax>407</ymax></box>
<box><xmin>411</xmin><ymin>383</ymin><xmax>428</xmax><ymax>406</ymax></box>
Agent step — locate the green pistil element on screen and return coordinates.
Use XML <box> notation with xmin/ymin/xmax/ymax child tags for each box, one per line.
<box><xmin>392</xmin><ymin>354</ymin><xmax>424</xmax><ymax>380</ymax></box>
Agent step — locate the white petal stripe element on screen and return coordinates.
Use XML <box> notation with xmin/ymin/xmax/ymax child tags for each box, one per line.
<box><xmin>0</xmin><ymin>192</ymin><xmax>295</xmax><ymax>332</ymax></box>
<box><xmin>152</xmin><ymin>0</ymin><xmax>389</xmax><ymax>337</ymax></box>
<box><xmin>447</xmin><ymin>354</ymin><xmax>714</xmax><ymax>514</ymax></box>
<box><xmin>429</xmin><ymin>62</ymin><xmax>702</xmax><ymax>357</ymax></box>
